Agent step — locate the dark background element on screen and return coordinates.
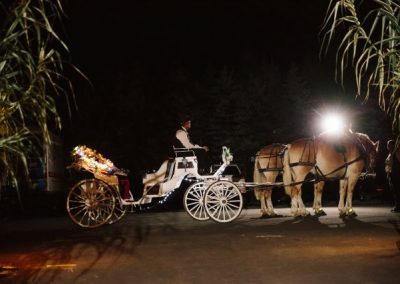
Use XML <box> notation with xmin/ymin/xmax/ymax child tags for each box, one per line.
<box><xmin>59</xmin><ymin>0</ymin><xmax>392</xmax><ymax>181</ymax></box>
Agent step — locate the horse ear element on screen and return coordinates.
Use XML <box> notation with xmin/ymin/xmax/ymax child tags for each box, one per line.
<box><xmin>374</xmin><ymin>140</ymin><xmax>380</xmax><ymax>151</ymax></box>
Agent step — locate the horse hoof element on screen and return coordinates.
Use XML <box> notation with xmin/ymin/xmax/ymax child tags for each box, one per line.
<box><xmin>346</xmin><ymin>210</ymin><xmax>357</xmax><ymax>217</ymax></box>
<box><xmin>314</xmin><ymin>209</ymin><xmax>327</xmax><ymax>216</ymax></box>
<box><xmin>301</xmin><ymin>211</ymin><xmax>310</xmax><ymax>217</ymax></box>
<box><xmin>260</xmin><ymin>213</ymin><xmax>275</xmax><ymax>219</ymax></box>
<box><xmin>260</xmin><ymin>211</ymin><xmax>282</xmax><ymax>218</ymax></box>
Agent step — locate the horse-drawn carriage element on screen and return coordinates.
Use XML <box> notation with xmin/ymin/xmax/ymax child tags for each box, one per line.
<box><xmin>66</xmin><ymin>127</ymin><xmax>379</xmax><ymax>228</ymax></box>
<box><xmin>66</xmin><ymin>145</ymin><xmax>246</xmax><ymax>228</ymax></box>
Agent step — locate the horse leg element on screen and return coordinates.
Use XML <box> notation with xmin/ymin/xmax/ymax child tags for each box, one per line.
<box><xmin>345</xmin><ymin>176</ymin><xmax>358</xmax><ymax>217</ymax></box>
<box><xmin>338</xmin><ymin>178</ymin><xmax>348</xmax><ymax>217</ymax></box>
<box><xmin>290</xmin><ymin>186</ymin><xmax>309</xmax><ymax>216</ymax></box>
<box><xmin>255</xmin><ymin>188</ymin><xmax>269</xmax><ymax>216</ymax></box>
<box><xmin>296</xmin><ymin>188</ymin><xmax>310</xmax><ymax>216</ymax></box>
<box><xmin>261</xmin><ymin>191</ymin><xmax>276</xmax><ymax>217</ymax></box>
<box><xmin>313</xmin><ymin>181</ymin><xmax>326</xmax><ymax>216</ymax></box>
<box><xmin>289</xmin><ymin>186</ymin><xmax>300</xmax><ymax>216</ymax></box>
<box><xmin>260</xmin><ymin>193</ymin><xmax>268</xmax><ymax>216</ymax></box>
<box><xmin>265</xmin><ymin>188</ymin><xmax>278</xmax><ymax>216</ymax></box>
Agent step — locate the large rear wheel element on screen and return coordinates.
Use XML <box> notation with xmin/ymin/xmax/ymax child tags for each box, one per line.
<box><xmin>67</xmin><ymin>179</ymin><xmax>115</xmax><ymax>228</ymax></box>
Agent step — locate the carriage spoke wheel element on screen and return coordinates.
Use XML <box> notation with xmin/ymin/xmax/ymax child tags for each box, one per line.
<box><xmin>108</xmin><ymin>190</ymin><xmax>128</xmax><ymax>224</ymax></box>
<box><xmin>204</xmin><ymin>180</ymin><xmax>243</xmax><ymax>223</ymax></box>
<box><xmin>184</xmin><ymin>182</ymin><xmax>209</xmax><ymax>221</ymax></box>
<box><xmin>67</xmin><ymin>179</ymin><xmax>115</xmax><ymax>228</ymax></box>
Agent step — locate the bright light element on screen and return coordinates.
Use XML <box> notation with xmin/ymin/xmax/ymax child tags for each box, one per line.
<box><xmin>321</xmin><ymin>113</ymin><xmax>345</xmax><ymax>133</ymax></box>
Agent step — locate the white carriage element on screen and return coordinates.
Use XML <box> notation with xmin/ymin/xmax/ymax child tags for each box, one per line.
<box><xmin>66</xmin><ymin>145</ymin><xmax>246</xmax><ymax>228</ymax></box>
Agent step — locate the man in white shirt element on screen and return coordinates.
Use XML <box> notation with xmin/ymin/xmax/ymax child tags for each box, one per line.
<box><xmin>175</xmin><ymin>119</ymin><xmax>209</xmax><ymax>151</ymax></box>
<box><xmin>175</xmin><ymin>118</ymin><xmax>211</xmax><ymax>174</ymax></box>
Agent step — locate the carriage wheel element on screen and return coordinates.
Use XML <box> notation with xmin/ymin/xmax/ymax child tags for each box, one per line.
<box><xmin>184</xmin><ymin>182</ymin><xmax>209</xmax><ymax>221</ymax></box>
<box><xmin>67</xmin><ymin>179</ymin><xmax>115</xmax><ymax>228</ymax></box>
<box><xmin>204</xmin><ymin>180</ymin><xmax>243</xmax><ymax>223</ymax></box>
<box><xmin>108</xmin><ymin>193</ymin><xmax>128</xmax><ymax>224</ymax></box>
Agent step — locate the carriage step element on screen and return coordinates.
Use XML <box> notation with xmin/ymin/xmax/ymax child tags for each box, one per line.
<box><xmin>122</xmin><ymin>198</ymin><xmax>136</xmax><ymax>203</ymax></box>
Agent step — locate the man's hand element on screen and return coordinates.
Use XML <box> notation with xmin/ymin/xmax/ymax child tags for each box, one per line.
<box><xmin>203</xmin><ymin>146</ymin><xmax>209</xmax><ymax>152</ymax></box>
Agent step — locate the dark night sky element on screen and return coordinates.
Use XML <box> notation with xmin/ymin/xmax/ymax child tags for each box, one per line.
<box><xmin>59</xmin><ymin>0</ymin><xmax>391</xmax><ymax>173</ymax></box>
<box><xmin>64</xmin><ymin>0</ymin><xmax>325</xmax><ymax>76</ymax></box>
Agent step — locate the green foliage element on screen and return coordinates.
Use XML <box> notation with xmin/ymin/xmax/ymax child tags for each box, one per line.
<box><xmin>321</xmin><ymin>0</ymin><xmax>400</xmax><ymax>132</ymax></box>
<box><xmin>0</xmin><ymin>0</ymin><xmax>80</xmax><ymax>191</ymax></box>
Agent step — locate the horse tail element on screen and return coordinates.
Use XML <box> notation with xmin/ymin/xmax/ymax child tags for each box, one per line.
<box><xmin>253</xmin><ymin>153</ymin><xmax>262</xmax><ymax>184</ymax></box>
<box><xmin>253</xmin><ymin>153</ymin><xmax>263</xmax><ymax>200</ymax></box>
<box><xmin>282</xmin><ymin>145</ymin><xmax>293</xmax><ymax>196</ymax></box>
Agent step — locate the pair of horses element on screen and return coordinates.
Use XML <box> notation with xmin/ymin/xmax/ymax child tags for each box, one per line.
<box><xmin>253</xmin><ymin>130</ymin><xmax>379</xmax><ymax>217</ymax></box>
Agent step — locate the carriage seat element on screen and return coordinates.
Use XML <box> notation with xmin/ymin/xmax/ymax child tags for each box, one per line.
<box><xmin>174</xmin><ymin>147</ymin><xmax>215</xmax><ymax>175</ymax></box>
<box><xmin>142</xmin><ymin>158</ymin><xmax>176</xmax><ymax>186</ymax></box>
<box><xmin>173</xmin><ymin>147</ymin><xmax>196</xmax><ymax>158</ymax></box>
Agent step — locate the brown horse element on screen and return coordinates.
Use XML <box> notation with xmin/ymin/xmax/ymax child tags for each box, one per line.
<box><xmin>253</xmin><ymin>143</ymin><xmax>286</xmax><ymax>217</ymax></box>
<box><xmin>282</xmin><ymin>131</ymin><xmax>379</xmax><ymax>217</ymax></box>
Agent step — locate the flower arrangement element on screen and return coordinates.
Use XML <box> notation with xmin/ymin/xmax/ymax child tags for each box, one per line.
<box><xmin>70</xmin><ymin>145</ymin><xmax>117</xmax><ymax>175</ymax></box>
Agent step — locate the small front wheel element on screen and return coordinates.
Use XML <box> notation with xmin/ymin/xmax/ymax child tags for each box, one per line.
<box><xmin>184</xmin><ymin>182</ymin><xmax>209</xmax><ymax>221</ymax></box>
<box><xmin>204</xmin><ymin>180</ymin><xmax>243</xmax><ymax>223</ymax></box>
<box><xmin>67</xmin><ymin>179</ymin><xmax>115</xmax><ymax>228</ymax></box>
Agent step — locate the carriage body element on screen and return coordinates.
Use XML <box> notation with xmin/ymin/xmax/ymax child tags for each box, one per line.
<box><xmin>141</xmin><ymin>152</ymin><xmax>201</xmax><ymax>201</ymax></box>
<box><xmin>66</xmin><ymin>145</ymin><xmax>245</xmax><ymax>228</ymax></box>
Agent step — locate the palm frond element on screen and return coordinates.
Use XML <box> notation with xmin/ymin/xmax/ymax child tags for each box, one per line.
<box><xmin>321</xmin><ymin>0</ymin><xmax>400</xmax><ymax>132</ymax></box>
<box><xmin>0</xmin><ymin>0</ymin><xmax>85</xmax><ymax>196</ymax></box>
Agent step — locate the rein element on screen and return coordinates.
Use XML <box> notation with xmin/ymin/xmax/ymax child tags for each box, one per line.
<box><xmin>261</xmin><ymin>153</ymin><xmax>367</xmax><ymax>188</ymax></box>
<box><xmin>314</xmin><ymin>156</ymin><xmax>364</xmax><ymax>182</ymax></box>
<box><xmin>288</xmin><ymin>135</ymin><xmax>368</xmax><ymax>182</ymax></box>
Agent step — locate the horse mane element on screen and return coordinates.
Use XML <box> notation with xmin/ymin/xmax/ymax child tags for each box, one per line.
<box><xmin>353</xmin><ymin>132</ymin><xmax>378</xmax><ymax>153</ymax></box>
<box><xmin>354</xmin><ymin>132</ymin><xmax>370</xmax><ymax>141</ymax></box>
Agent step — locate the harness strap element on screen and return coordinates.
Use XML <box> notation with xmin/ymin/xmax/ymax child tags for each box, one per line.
<box><xmin>353</xmin><ymin>134</ymin><xmax>370</xmax><ymax>168</ymax></box>
<box><xmin>285</xmin><ymin>158</ymin><xmax>362</xmax><ymax>187</ymax></box>
<box><xmin>314</xmin><ymin>156</ymin><xmax>364</xmax><ymax>181</ymax></box>
<box><xmin>256</xmin><ymin>145</ymin><xmax>285</xmax><ymax>173</ymax></box>
<box><xmin>257</xmin><ymin>154</ymin><xmax>283</xmax><ymax>158</ymax></box>
<box><xmin>287</xmin><ymin>177</ymin><xmax>316</xmax><ymax>187</ymax></box>
<box><xmin>258</xmin><ymin>167</ymin><xmax>282</xmax><ymax>173</ymax></box>
<box><xmin>289</xmin><ymin>161</ymin><xmax>315</xmax><ymax>167</ymax></box>
<box><xmin>288</xmin><ymin>136</ymin><xmax>366</xmax><ymax>182</ymax></box>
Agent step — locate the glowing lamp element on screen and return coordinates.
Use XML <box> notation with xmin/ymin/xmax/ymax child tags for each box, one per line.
<box><xmin>321</xmin><ymin>114</ymin><xmax>345</xmax><ymax>133</ymax></box>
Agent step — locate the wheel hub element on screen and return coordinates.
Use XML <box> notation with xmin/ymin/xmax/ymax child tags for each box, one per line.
<box><xmin>219</xmin><ymin>198</ymin><xmax>227</xmax><ymax>206</ymax></box>
<box><xmin>85</xmin><ymin>195</ymin><xmax>99</xmax><ymax>209</ymax></box>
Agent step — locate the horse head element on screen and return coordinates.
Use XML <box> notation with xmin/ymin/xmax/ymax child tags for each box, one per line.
<box><xmin>354</xmin><ymin>133</ymin><xmax>379</xmax><ymax>172</ymax></box>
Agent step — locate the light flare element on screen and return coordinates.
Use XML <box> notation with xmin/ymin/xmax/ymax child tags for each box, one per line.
<box><xmin>320</xmin><ymin>113</ymin><xmax>346</xmax><ymax>134</ymax></box>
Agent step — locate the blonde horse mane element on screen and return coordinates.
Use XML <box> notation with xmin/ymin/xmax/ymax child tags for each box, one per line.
<box><xmin>353</xmin><ymin>132</ymin><xmax>379</xmax><ymax>163</ymax></box>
